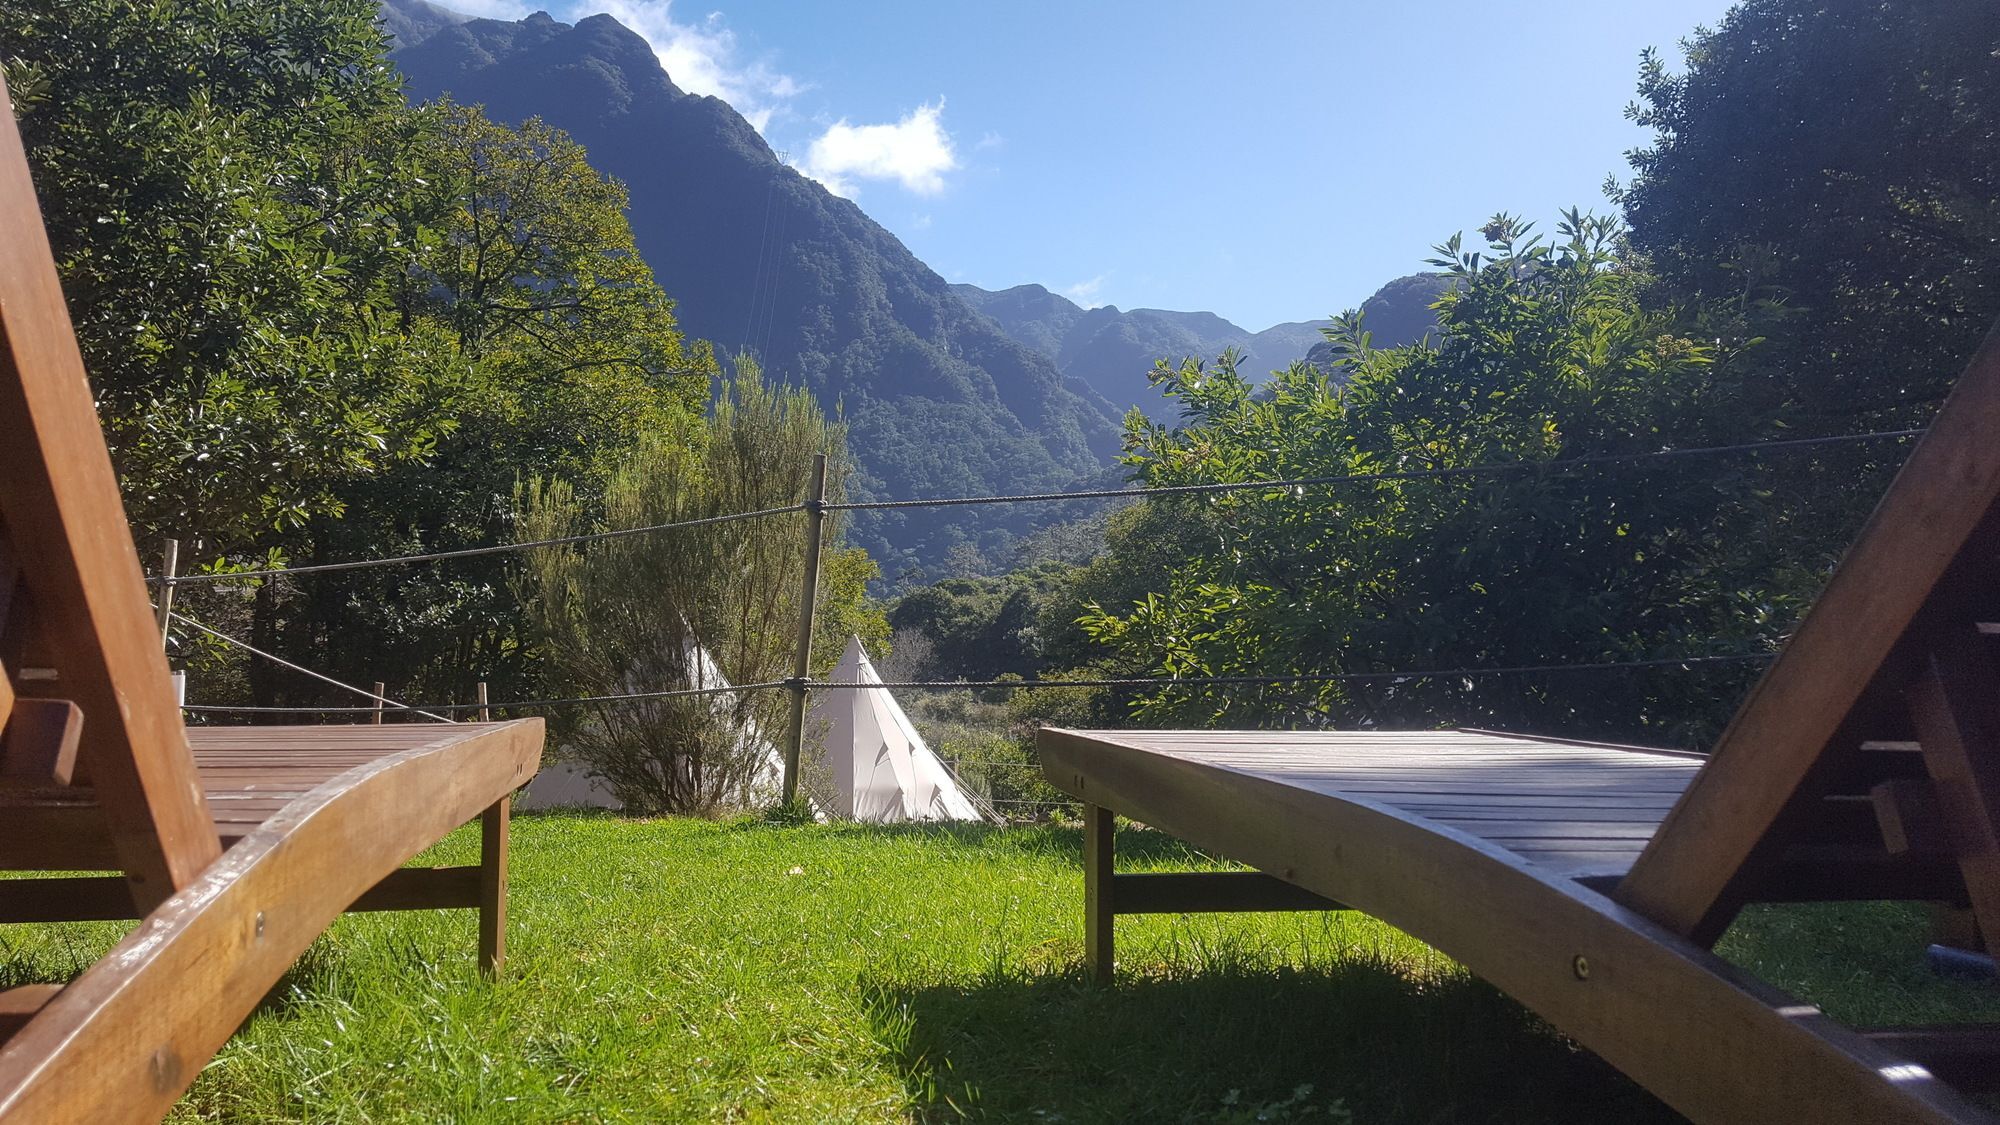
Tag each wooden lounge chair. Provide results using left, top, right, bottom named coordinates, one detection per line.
left=0, top=73, right=542, bottom=1122
left=1039, top=322, right=2000, bottom=1122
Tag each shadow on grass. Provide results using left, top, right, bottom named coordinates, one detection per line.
left=864, top=957, right=1682, bottom=1124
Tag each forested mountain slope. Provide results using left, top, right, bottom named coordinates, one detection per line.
left=389, top=7, right=1122, bottom=570
left=956, top=275, right=1446, bottom=418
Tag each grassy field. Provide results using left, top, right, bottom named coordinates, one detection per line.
left=2, top=814, right=1995, bottom=1122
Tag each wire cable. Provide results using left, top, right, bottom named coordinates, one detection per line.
left=171, top=611, right=456, bottom=723
left=181, top=679, right=795, bottom=716
left=824, top=428, right=1924, bottom=512
left=145, top=428, right=1919, bottom=585
left=178, top=650, right=1770, bottom=716
left=154, top=504, right=805, bottom=586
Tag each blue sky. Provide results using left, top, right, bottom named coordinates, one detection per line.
left=452, top=1, right=1739, bottom=330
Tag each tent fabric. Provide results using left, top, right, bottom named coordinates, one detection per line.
left=517, top=760, right=623, bottom=811
left=685, top=641, right=793, bottom=806
left=811, top=636, right=988, bottom=822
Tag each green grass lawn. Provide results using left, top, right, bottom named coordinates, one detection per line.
left=2, top=814, right=1995, bottom=1122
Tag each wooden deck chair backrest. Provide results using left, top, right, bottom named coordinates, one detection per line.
left=0, top=72, right=221, bottom=910
left=1618, top=322, right=2000, bottom=944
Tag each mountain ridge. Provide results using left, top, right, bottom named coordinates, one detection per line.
left=389, top=4, right=1123, bottom=570
left=381, top=2, right=1447, bottom=567
left=955, top=276, right=1445, bottom=417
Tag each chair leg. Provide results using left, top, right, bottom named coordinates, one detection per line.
left=478, top=796, right=510, bottom=979
left=1084, top=803, right=1114, bottom=983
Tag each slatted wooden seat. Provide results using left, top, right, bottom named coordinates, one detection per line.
left=0, top=727, right=532, bottom=923
left=1041, top=322, right=2000, bottom=1122
left=1058, top=730, right=1703, bottom=878
left=0, top=71, right=543, bottom=1123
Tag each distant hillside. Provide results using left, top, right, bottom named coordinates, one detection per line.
left=1302, top=273, right=1452, bottom=369
left=377, top=0, right=463, bottom=47
left=956, top=276, right=1445, bottom=419
left=386, top=5, right=1121, bottom=572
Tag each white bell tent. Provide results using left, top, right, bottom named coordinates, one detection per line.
left=809, top=635, right=989, bottom=822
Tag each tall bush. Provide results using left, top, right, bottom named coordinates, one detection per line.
left=516, top=362, right=881, bottom=814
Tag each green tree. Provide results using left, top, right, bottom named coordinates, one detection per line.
left=252, top=102, right=712, bottom=710
left=1618, top=0, right=2000, bottom=429
left=6, top=0, right=717, bottom=714
left=1077, top=214, right=1783, bottom=745
left=885, top=565, right=1076, bottom=682
left=515, top=363, right=878, bottom=815
left=1, top=0, right=425, bottom=552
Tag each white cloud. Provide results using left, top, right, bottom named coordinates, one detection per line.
left=1063, top=274, right=1108, bottom=308
left=799, top=101, right=959, bottom=198
left=588, top=1, right=802, bottom=133
left=910, top=213, right=934, bottom=230
left=974, top=130, right=1004, bottom=151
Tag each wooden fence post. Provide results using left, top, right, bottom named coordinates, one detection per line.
left=476, top=681, right=490, bottom=723
left=153, top=538, right=178, bottom=645
left=371, top=682, right=386, bottom=725
left=781, top=452, right=829, bottom=806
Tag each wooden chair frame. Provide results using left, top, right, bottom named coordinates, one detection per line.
left=0, top=71, right=543, bottom=1122
left=1040, top=321, right=2000, bottom=1122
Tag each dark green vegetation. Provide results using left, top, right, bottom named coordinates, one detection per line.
left=5, top=816, right=1990, bottom=1122
left=0, top=1, right=893, bottom=804
left=1614, top=0, right=2000, bottom=617
left=515, top=367, right=886, bottom=813
left=0, top=0, right=715, bottom=716
left=383, top=3, right=1408, bottom=569
left=890, top=0, right=2000, bottom=752
left=1620, top=0, right=2000, bottom=433
left=389, top=8, right=1126, bottom=573
left=1078, top=213, right=1782, bottom=745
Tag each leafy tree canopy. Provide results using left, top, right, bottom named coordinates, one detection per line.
left=3, top=0, right=721, bottom=715
left=515, top=363, right=880, bottom=815
left=2, top=0, right=421, bottom=547
left=1076, top=214, right=1787, bottom=745
left=1617, top=0, right=2000, bottom=428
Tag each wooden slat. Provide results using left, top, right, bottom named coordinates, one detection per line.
left=1753, top=846, right=1968, bottom=903
left=0, top=866, right=486, bottom=923
left=0, top=652, right=14, bottom=742
left=1068, top=731, right=1699, bottom=879
left=1873, top=778, right=1952, bottom=857
left=1112, top=871, right=1343, bottom=914
left=352, top=866, right=482, bottom=912
left=0, top=876, right=131, bottom=922
left=1909, top=629, right=2000, bottom=948
left=0, top=74, right=219, bottom=905
left=1040, top=727, right=1991, bottom=1123
left=0, top=699, right=81, bottom=787
left=0, top=805, right=118, bottom=870
left=1619, top=322, right=2000, bottom=942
